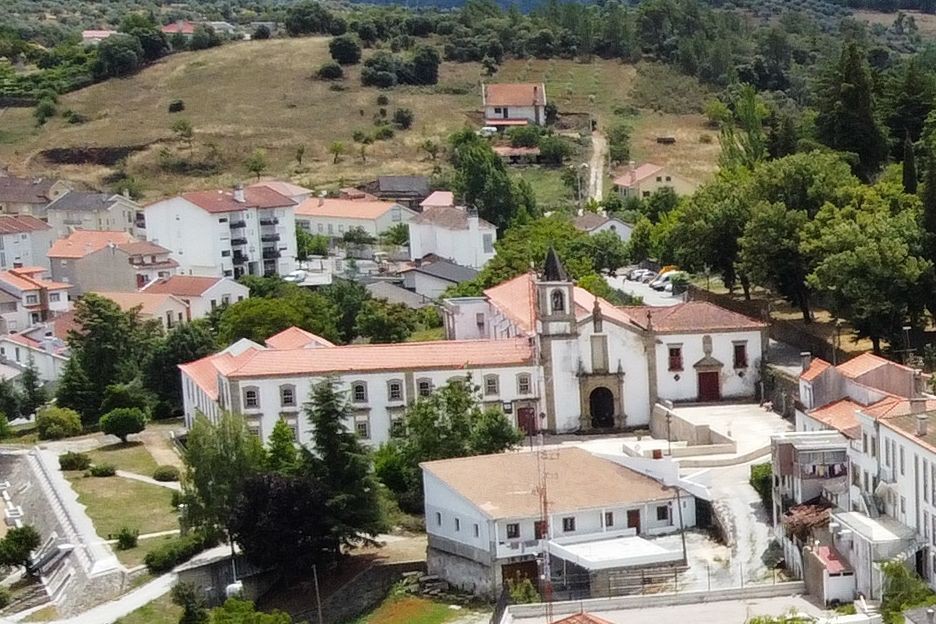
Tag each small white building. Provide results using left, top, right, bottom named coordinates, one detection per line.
left=0, top=326, right=69, bottom=385
left=573, top=212, right=633, bottom=244
left=249, top=180, right=313, bottom=204
left=401, top=258, right=479, bottom=300
left=142, top=185, right=298, bottom=279
left=295, top=194, right=416, bottom=240
left=81, top=30, right=118, bottom=45
left=0, top=267, right=71, bottom=332
left=0, top=215, right=54, bottom=271
left=94, top=291, right=190, bottom=331
left=141, top=275, right=249, bottom=319
left=408, top=206, right=496, bottom=269
left=613, top=163, right=697, bottom=199
left=482, top=83, right=547, bottom=127
left=422, top=447, right=694, bottom=598
left=45, top=191, right=140, bottom=239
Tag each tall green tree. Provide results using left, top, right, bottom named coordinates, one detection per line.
left=218, top=294, right=338, bottom=345
left=354, top=299, right=417, bottom=343
left=18, top=356, right=47, bottom=418
left=265, top=419, right=299, bottom=474
left=904, top=133, right=918, bottom=195
left=304, top=380, right=385, bottom=560
left=923, top=143, right=936, bottom=266
left=719, top=84, right=767, bottom=169
left=320, top=279, right=371, bottom=344
left=144, top=321, right=217, bottom=410
left=883, top=58, right=935, bottom=153
left=815, top=42, right=889, bottom=181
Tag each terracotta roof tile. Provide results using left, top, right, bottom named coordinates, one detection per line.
left=422, top=447, right=673, bottom=519
left=264, top=327, right=335, bottom=350
left=484, top=83, right=547, bottom=107
left=484, top=273, right=537, bottom=334
left=801, top=358, right=831, bottom=382
left=836, top=353, right=908, bottom=379
left=295, top=197, right=401, bottom=220
left=94, top=291, right=187, bottom=317
left=410, top=206, right=494, bottom=231
left=420, top=191, right=454, bottom=209
left=622, top=301, right=767, bottom=332
left=0, top=215, right=51, bottom=234
left=179, top=187, right=295, bottom=214
left=613, top=163, right=665, bottom=188
left=142, top=275, right=225, bottom=297
left=47, top=230, right=136, bottom=259
left=0, top=268, right=70, bottom=292
left=573, top=212, right=611, bottom=231
left=807, top=399, right=863, bottom=438
left=248, top=180, right=312, bottom=199
left=117, top=240, right=171, bottom=256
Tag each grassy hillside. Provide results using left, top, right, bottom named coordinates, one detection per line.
left=0, top=37, right=717, bottom=199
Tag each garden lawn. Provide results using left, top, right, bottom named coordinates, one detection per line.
left=86, top=442, right=159, bottom=475
left=115, top=534, right=179, bottom=568
left=65, top=473, right=177, bottom=539
left=113, top=593, right=181, bottom=624
left=352, top=595, right=462, bottom=624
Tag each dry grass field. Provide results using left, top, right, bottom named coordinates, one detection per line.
left=854, top=9, right=936, bottom=36
left=0, top=37, right=715, bottom=198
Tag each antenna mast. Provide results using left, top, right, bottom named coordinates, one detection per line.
left=535, top=437, right=557, bottom=624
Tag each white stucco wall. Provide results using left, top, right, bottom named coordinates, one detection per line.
left=144, top=198, right=229, bottom=276
left=408, top=221, right=496, bottom=269
left=484, top=105, right=543, bottom=125
left=0, top=338, right=68, bottom=383
left=654, top=329, right=763, bottom=402
left=424, top=471, right=494, bottom=552
left=0, top=230, right=54, bottom=271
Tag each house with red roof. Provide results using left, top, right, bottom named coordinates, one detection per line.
left=141, top=275, right=248, bottom=319
left=161, top=20, right=197, bottom=36
left=612, top=161, right=697, bottom=199
left=294, top=190, right=417, bottom=240
left=48, top=230, right=177, bottom=295
left=0, top=215, right=54, bottom=271
left=142, top=184, right=298, bottom=279
left=0, top=266, right=71, bottom=332
left=482, top=83, right=547, bottom=126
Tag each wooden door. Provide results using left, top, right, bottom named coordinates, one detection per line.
left=626, top=509, right=641, bottom=533
left=697, top=371, right=720, bottom=402
left=517, top=407, right=536, bottom=436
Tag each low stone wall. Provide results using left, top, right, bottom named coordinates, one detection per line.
left=650, top=404, right=738, bottom=454
left=500, top=581, right=808, bottom=623
left=176, top=553, right=277, bottom=607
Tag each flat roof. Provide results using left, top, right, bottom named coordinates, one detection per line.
left=834, top=511, right=917, bottom=543
left=549, top=533, right=683, bottom=570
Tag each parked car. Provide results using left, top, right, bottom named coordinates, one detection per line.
left=640, top=271, right=658, bottom=283
left=283, top=270, right=307, bottom=283
left=478, top=126, right=498, bottom=137
left=628, top=268, right=650, bottom=281
left=650, top=270, right=679, bottom=291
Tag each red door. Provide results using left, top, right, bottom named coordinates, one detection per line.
left=517, top=407, right=536, bottom=435
left=626, top=509, right=641, bottom=533
left=697, top=372, right=720, bottom=402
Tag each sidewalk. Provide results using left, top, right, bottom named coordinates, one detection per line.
left=115, top=470, right=181, bottom=491
left=49, top=573, right=176, bottom=624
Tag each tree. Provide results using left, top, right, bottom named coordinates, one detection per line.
left=320, top=279, right=371, bottom=343
left=392, top=108, right=414, bottom=130
left=583, top=230, right=629, bottom=274
left=354, top=299, right=417, bottom=343
left=190, top=26, right=222, bottom=51
left=181, top=413, right=266, bottom=538
left=245, top=149, right=267, bottom=181
left=420, top=139, right=440, bottom=161
left=230, top=472, right=328, bottom=575
left=171, top=582, right=209, bottom=624
left=218, top=294, right=338, bottom=345
left=0, top=525, right=41, bottom=570
left=381, top=222, right=409, bottom=246
left=253, top=24, right=272, bottom=40
left=55, top=357, right=96, bottom=423
left=881, top=560, right=936, bottom=624
left=100, top=407, right=147, bottom=443
left=411, top=44, right=441, bottom=85
left=304, top=380, right=385, bottom=560
left=129, top=28, right=169, bottom=62
left=18, top=356, right=46, bottom=418
left=904, top=133, right=918, bottom=195
left=209, top=598, right=292, bottom=624
left=815, top=42, right=889, bottom=181
left=33, top=99, right=56, bottom=126
left=317, top=62, right=343, bottom=80
left=329, top=34, right=362, bottom=65
left=171, top=118, right=195, bottom=150
left=719, top=84, right=767, bottom=169
left=923, top=144, right=936, bottom=267
left=285, top=1, right=338, bottom=36
left=296, top=228, right=329, bottom=261
left=470, top=407, right=524, bottom=455
left=95, top=34, right=144, bottom=78
left=328, top=141, right=345, bottom=164
left=144, top=321, right=217, bottom=410
left=452, top=137, right=535, bottom=231
left=538, top=136, right=571, bottom=166
left=265, top=419, right=298, bottom=474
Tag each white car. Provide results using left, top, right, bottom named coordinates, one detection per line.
left=478, top=126, right=498, bottom=137
left=649, top=270, right=678, bottom=290
left=283, top=270, right=307, bottom=283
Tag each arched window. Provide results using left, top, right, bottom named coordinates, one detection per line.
left=551, top=289, right=565, bottom=313
left=279, top=384, right=296, bottom=408
left=351, top=381, right=368, bottom=403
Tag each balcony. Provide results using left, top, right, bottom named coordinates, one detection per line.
left=262, top=249, right=280, bottom=259
left=495, top=538, right=544, bottom=559
left=229, top=220, right=246, bottom=229
left=259, top=217, right=279, bottom=226
left=231, top=238, right=248, bottom=246
left=260, top=234, right=280, bottom=243
left=232, top=253, right=247, bottom=265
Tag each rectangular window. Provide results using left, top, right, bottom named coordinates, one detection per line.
left=562, top=517, right=575, bottom=532
left=49, top=293, right=60, bottom=302
left=483, top=234, right=494, bottom=253
left=932, top=516, right=936, bottom=547
left=604, top=511, right=614, bottom=527
left=657, top=505, right=670, bottom=521
left=494, top=107, right=502, bottom=114
left=281, top=387, right=295, bottom=407
left=668, top=346, right=683, bottom=371
left=506, top=523, right=519, bottom=539
left=455, top=518, right=460, bottom=532
left=25, top=294, right=38, bottom=305
left=476, top=312, right=485, bottom=328
left=665, top=176, right=672, bottom=182
left=517, top=375, right=531, bottom=395
left=418, top=380, right=432, bottom=397
left=317, top=224, right=324, bottom=233
left=900, top=446, right=906, bottom=475
left=355, top=417, right=370, bottom=439
left=352, top=383, right=367, bottom=403
left=388, top=381, right=403, bottom=401
left=901, top=495, right=906, bottom=515
left=926, top=512, right=931, bottom=540
left=871, top=437, right=877, bottom=459
left=436, top=512, right=442, bottom=526
left=733, top=342, right=747, bottom=368
left=474, top=523, right=480, bottom=538
left=219, top=218, right=228, bottom=223
left=926, top=460, right=930, bottom=504
left=534, top=520, right=547, bottom=539
left=862, top=433, right=868, bottom=454
left=244, top=389, right=259, bottom=409
left=484, top=376, right=499, bottom=396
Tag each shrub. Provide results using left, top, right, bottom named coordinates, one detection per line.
left=376, top=94, right=389, bottom=106
left=37, top=406, right=82, bottom=440
left=62, top=109, right=87, bottom=124
left=100, top=407, right=147, bottom=443
left=116, top=527, right=138, bottom=550
left=252, top=24, right=271, bottom=40
left=538, top=135, right=571, bottom=166
left=0, top=586, right=9, bottom=609
left=317, top=62, right=343, bottom=80
left=392, top=108, right=414, bottom=130
left=508, top=125, right=542, bottom=148
left=329, top=33, right=362, bottom=65
left=373, top=126, right=394, bottom=141
left=144, top=531, right=219, bottom=573
left=153, top=465, right=180, bottom=482
left=171, top=490, right=183, bottom=509
left=34, top=99, right=56, bottom=126
left=168, top=99, right=185, bottom=113
left=59, top=451, right=91, bottom=471
left=749, top=462, right=772, bottom=508
left=89, top=463, right=116, bottom=477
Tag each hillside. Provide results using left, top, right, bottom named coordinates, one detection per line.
left=0, top=37, right=718, bottom=199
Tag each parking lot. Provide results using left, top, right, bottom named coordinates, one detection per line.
left=606, top=273, right=683, bottom=307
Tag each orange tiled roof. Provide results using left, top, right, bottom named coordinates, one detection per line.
left=801, top=358, right=832, bottom=382
left=624, top=301, right=767, bottom=332
left=0, top=215, right=51, bottom=234
left=264, top=327, right=335, bottom=350
left=807, top=399, right=864, bottom=439
left=861, top=397, right=936, bottom=419
left=420, top=191, right=454, bottom=208
left=48, top=230, right=136, bottom=259
left=143, top=275, right=225, bottom=297
left=179, top=187, right=295, bottom=214
left=484, top=83, right=546, bottom=107
left=295, top=197, right=400, bottom=220
left=613, top=163, right=665, bottom=188
left=248, top=180, right=312, bottom=198
left=836, top=352, right=912, bottom=379
left=94, top=291, right=186, bottom=317
left=484, top=273, right=537, bottom=334
left=0, top=268, right=70, bottom=292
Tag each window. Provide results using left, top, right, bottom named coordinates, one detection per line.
left=517, top=374, right=531, bottom=395
left=218, top=217, right=228, bottom=223
left=338, top=225, right=345, bottom=233
left=244, top=388, right=259, bottom=409
left=280, top=385, right=296, bottom=407
left=49, top=293, right=60, bottom=302
left=388, top=380, right=403, bottom=401
left=642, top=191, right=651, bottom=198
left=506, top=523, right=520, bottom=539
left=494, top=107, right=502, bottom=114
left=668, top=346, right=683, bottom=371
left=328, top=224, right=334, bottom=234
left=901, top=495, right=907, bottom=515
left=656, top=176, right=662, bottom=182
left=484, top=375, right=499, bottom=396
left=476, top=313, right=485, bottom=328
left=222, top=295, right=230, bottom=306
left=390, top=416, right=405, bottom=437
left=436, top=512, right=442, bottom=526
left=656, top=505, right=670, bottom=521
left=733, top=342, right=748, bottom=368
left=417, top=379, right=432, bottom=397
left=25, top=294, right=38, bottom=305
left=665, top=176, right=672, bottom=182
left=483, top=234, right=494, bottom=253
left=551, top=289, right=565, bottom=313
left=317, top=224, right=324, bottom=233
left=604, top=512, right=614, bottom=527
left=455, top=518, right=461, bottom=532
left=562, top=517, right=576, bottom=532
left=862, top=433, right=868, bottom=454
left=900, top=446, right=906, bottom=475
left=352, top=382, right=367, bottom=403
left=534, top=520, right=547, bottom=539
left=474, top=523, right=480, bottom=538
left=354, top=415, right=370, bottom=439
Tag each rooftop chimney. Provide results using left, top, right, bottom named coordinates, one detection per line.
left=233, top=184, right=245, bottom=203
left=912, top=397, right=927, bottom=415
left=917, top=413, right=928, bottom=437
left=800, top=352, right=812, bottom=373
left=914, top=369, right=925, bottom=397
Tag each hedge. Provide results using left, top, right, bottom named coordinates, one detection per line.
left=144, top=531, right=219, bottom=573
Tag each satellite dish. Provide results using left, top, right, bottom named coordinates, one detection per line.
left=225, top=580, right=243, bottom=598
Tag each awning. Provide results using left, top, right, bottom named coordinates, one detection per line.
left=484, top=119, right=530, bottom=126
left=548, top=533, right=683, bottom=571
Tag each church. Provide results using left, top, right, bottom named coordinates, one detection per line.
left=180, top=250, right=768, bottom=446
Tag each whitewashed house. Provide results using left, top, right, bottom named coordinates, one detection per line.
left=422, top=447, right=695, bottom=598
left=0, top=326, right=69, bottom=385
left=482, top=83, right=547, bottom=127
left=45, top=192, right=139, bottom=238
left=408, top=206, right=496, bottom=269
left=573, top=212, right=633, bottom=244
left=142, top=185, right=297, bottom=279
left=401, top=258, right=479, bottom=300
left=0, top=215, right=54, bottom=270
left=613, top=163, right=697, bottom=199
left=0, top=267, right=71, bottom=332
left=142, top=275, right=248, bottom=319
left=295, top=194, right=416, bottom=240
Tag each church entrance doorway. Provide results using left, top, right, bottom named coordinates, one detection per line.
left=589, top=387, right=615, bottom=429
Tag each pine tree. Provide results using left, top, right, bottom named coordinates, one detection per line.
left=18, top=356, right=47, bottom=418
left=904, top=133, right=918, bottom=195
left=922, top=144, right=936, bottom=266
left=56, top=357, right=96, bottom=424
left=265, top=419, right=298, bottom=474
left=815, top=42, right=889, bottom=181
left=304, top=379, right=385, bottom=561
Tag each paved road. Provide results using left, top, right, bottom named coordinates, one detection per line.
left=606, top=274, right=682, bottom=307
left=588, top=131, right=607, bottom=201
left=42, top=574, right=175, bottom=624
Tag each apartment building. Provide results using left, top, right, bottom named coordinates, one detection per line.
left=0, top=267, right=71, bottom=332
left=45, top=192, right=139, bottom=238
left=0, top=215, right=54, bottom=270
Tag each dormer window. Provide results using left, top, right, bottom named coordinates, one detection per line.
left=551, top=290, right=565, bottom=313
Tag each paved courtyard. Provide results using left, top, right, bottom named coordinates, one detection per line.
left=672, top=403, right=792, bottom=457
